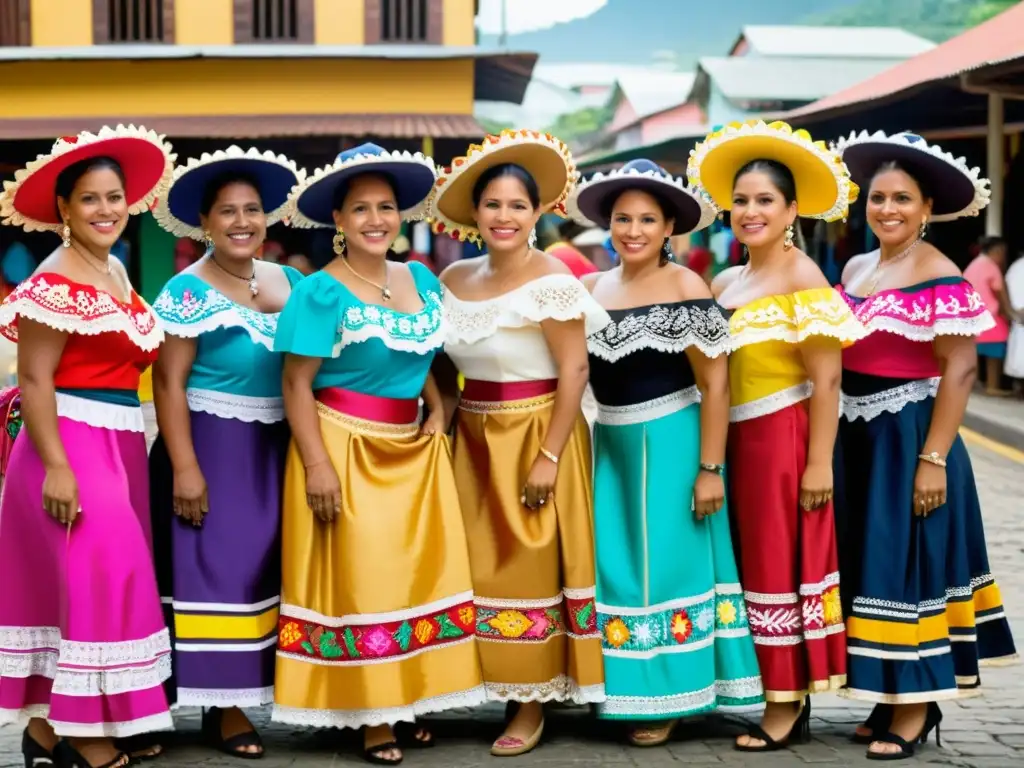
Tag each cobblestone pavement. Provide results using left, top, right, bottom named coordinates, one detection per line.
left=2, top=433, right=1022, bottom=768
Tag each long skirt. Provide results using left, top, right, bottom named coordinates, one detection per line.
left=593, top=393, right=763, bottom=719
left=836, top=375, right=1018, bottom=704
left=0, top=399, right=172, bottom=736
left=453, top=378, right=605, bottom=704
left=272, top=387, right=484, bottom=728
left=727, top=402, right=847, bottom=702
left=150, top=406, right=289, bottom=708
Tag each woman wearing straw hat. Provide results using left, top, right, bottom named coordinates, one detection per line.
left=428, top=129, right=609, bottom=756
left=688, top=120, right=865, bottom=752
left=566, top=159, right=764, bottom=745
left=0, top=126, right=175, bottom=768
left=147, top=146, right=306, bottom=758
left=833, top=131, right=1017, bottom=760
left=270, top=143, right=484, bottom=765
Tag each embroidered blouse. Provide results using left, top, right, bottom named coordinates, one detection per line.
left=273, top=261, right=443, bottom=400
left=444, top=273, right=611, bottom=383
left=152, top=266, right=304, bottom=423
left=725, top=287, right=865, bottom=423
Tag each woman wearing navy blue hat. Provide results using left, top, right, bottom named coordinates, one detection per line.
left=149, top=145, right=306, bottom=757
left=568, top=160, right=763, bottom=746
left=269, top=144, right=484, bottom=765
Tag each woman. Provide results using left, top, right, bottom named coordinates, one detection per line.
left=0, top=126, right=174, bottom=768
left=567, top=159, right=764, bottom=744
left=427, top=129, right=608, bottom=756
left=270, top=143, right=484, bottom=765
left=834, top=130, right=1017, bottom=760
left=964, top=236, right=1013, bottom=395
left=688, top=120, right=864, bottom=751
left=148, top=146, right=306, bottom=757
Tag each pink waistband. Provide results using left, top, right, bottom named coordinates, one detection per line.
left=315, top=387, right=419, bottom=425
left=461, top=378, right=557, bottom=402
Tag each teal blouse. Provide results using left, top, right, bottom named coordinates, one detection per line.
left=152, top=265, right=304, bottom=400
left=273, top=261, right=443, bottom=400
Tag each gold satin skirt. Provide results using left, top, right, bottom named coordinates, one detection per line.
left=453, top=386, right=605, bottom=703
left=272, top=400, right=485, bottom=729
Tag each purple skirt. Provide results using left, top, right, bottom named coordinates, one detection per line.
left=150, top=409, right=289, bottom=708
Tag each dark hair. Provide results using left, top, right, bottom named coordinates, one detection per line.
left=870, top=160, right=934, bottom=202
left=733, top=159, right=797, bottom=206
left=471, top=163, right=541, bottom=209
left=601, top=187, right=677, bottom=266
left=979, top=236, right=1007, bottom=255
left=199, top=170, right=263, bottom=217
left=331, top=171, right=398, bottom=213
left=54, top=156, right=126, bottom=219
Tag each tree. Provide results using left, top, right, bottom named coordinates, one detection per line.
left=544, top=105, right=614, bottom=143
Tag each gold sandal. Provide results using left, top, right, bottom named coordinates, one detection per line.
left=628, top=719, right=679, bottom=747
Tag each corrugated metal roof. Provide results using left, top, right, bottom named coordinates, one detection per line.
left=615, top=71, right=696, bottom=119
left=530, top=62, right=673, bottom=89
left=0, top=114, right=485, bottom=141
left=699, top=56, right=908, bottom=102
left=738, top=25, right=936, bottom=59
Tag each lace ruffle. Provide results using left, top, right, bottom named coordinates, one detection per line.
left=841, top=377, right=941, bottom=422
left=56, top=392, right=145, bottom=433
left=186, top=388, right=285, bottom=424
left=484, top=676, right=606, bottom=704
left=595, top=387, right=701, bottom=427
left=729, top=288, right=866, bottom=351
left=153, top=287, right=279, bottom=350
left=588, top=302, right=730, bottom=362
left=271, top=685, right=487, bottom=729
left=840, top=281, right=996, bottom=341
left=332, top=289, right=445, bottom=355
left=730, top=381, right=813, bottom=423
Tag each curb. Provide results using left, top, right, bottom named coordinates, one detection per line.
left=963, top=408, right=1024, bottom=453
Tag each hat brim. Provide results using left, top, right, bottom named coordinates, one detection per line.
left=841, top=142, right=976, bottom=220
left=574, top=176, right=712, bottom=236
left=294, top=160, right=435, bottom=229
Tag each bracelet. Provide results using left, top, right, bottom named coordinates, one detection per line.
left=699, top=462, right=725, bottom=475
left=918, top=451, right=947, bottom=468
left=539, top=447, right=559, bottom=465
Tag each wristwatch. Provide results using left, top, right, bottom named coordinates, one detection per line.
left=699, top=462, right=725, bottom=475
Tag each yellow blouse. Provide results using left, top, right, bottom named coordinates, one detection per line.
left=138, top=365, right=154, bottom=403
left=726, top=287, right=864, bottom=422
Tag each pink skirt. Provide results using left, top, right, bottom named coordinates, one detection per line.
left=0, top=409, right=172, bottom=737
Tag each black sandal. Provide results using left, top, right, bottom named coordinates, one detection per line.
left=865, top=703, right=942, bottom=762
left=201, top=707, right=264, bottom=760
left=112, top=733, right=164, bottom=761
left=852, top=704, right=894, bottom=744
left=21, top=728, right=54, bottom=767
left=52, top=741, right=129, bottom=768
left=734, top=698, right=811, bottom=753
left=395, top=722, right=434, bottom=749
left=362, top=740, right=403, bottom=765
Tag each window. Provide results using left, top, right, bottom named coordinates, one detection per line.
left=0, top=0, right=30, bottom=47
left=94, top=0, right=174, bottom=43
left=365, top=0, right=442, bottom=44
left=235, top=0, right=313, bottom=43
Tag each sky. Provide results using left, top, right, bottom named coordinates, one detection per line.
left=475, top=0, right=608, bottom=36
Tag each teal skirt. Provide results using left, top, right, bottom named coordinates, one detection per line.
left=592, top=399, right=764, bottom=719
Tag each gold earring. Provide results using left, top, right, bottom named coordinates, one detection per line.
left=203, top=230, right=213, bottom=246
left=919, top=218, right=928, bottom=238
left=333, top=230, right=346, bottom=256
left=62, top=223, right=71, bottom=249
left=783, top=224, right=794, bottom=251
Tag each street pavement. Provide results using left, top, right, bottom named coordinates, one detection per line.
left=2, top=431, right=1022, bottom=767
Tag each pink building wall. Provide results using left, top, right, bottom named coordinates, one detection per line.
left=641, top=102, right=705, bottom=143
left=608, top=99, right=639, bottom=133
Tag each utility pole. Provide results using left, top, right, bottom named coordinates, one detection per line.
left=498, top=0, right=507, bottom=48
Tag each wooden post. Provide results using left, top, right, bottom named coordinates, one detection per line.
left=986, top=93, right=1004, bottom=237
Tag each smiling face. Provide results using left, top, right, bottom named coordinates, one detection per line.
left=200, top=181, right=267, bottom=261
left=609, top=188, right=674, bottom=267
left=474, top=175, right=542, bottom=253
left=333, top=174, right=400, bottom=258
left=866, top=167, right=932, bottom=248
left=730, top=170, right=797, bottom=249
left=57, top=167, right=129, bottom=252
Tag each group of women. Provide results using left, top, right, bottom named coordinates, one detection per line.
left=0, top=119, right=1015, bottom=768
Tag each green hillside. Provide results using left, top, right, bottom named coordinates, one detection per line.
left=806, top=0, right=1019, bottom=41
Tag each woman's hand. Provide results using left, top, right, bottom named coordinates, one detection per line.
left=913, top=460, right=946, bottom=516
left=693, top=470, right=725, bottom=520
left=420, top=409, right=447, bottom=438
left=42, top=465, right=79, bottom=525
left=522, top=454, right=558, bottom=510
left=799, top=462, right=833, bottom=511
left=305, top=460, right=342, bottom=523
left=173, top=465, right=208, bottom=526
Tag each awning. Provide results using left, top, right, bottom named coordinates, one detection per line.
left=0, top=114, right=486, bottom=141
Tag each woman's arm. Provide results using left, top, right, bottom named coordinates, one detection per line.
left=798, top=338, right=843, bottom=510
left=687, top=348, right=729, bottom=518
left=538, top=317, right=589, bottom=460
left=18, top=319, right=69, bottom=470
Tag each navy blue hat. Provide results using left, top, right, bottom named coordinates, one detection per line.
left=289, top=143, right=437, bottom=229
left=154, top=145, right=303, bottom=240
left=568, top=158, right=716, bottom=236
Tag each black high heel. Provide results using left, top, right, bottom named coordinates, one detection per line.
left=852, top=704, right=894, bottom=744
left=735, top=697, right=812, bottom=752
left=21, top=728, right=54, bottom=767
left=52, top=740, right=128, bottom=768
left=202, top=706, right=264, bottom=759
left=866, top=702, right=943, bottom=761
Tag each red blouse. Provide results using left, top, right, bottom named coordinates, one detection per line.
left=0, top=273, right=163, bottom=391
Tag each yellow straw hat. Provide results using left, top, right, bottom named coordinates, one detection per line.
left=687, top=120, right=857, bottom=222
left=428, top=129, right=576, bottom=242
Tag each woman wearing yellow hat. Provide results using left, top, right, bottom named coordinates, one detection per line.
left=428, top=130, right=610, bottom=756
left=688, top=120, right=865, bottom=752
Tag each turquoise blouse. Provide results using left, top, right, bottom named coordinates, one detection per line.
left=152, top=265, right=304, bottom=400
left=273, top=261, right=443, bottom=400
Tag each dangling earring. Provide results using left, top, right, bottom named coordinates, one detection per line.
left=662, top=238, right=675, bottom=263
left=333, top=230, right=346, bottom=256
left=783, top=224, right=795, bottom=251
left=203, top=230, right=213, bottom=247
left=919, top=217, right=928, bottom=239
left=528, top=228, right=537, bottom=249
left=62, top=223, right=71, bottom=249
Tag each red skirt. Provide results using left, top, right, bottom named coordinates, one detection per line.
left=728, top=403, right=846, bottom=702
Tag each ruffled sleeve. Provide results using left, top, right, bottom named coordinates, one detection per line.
left=152, top=273, right=279, bottom=349
left=273, top=272, right=347, bottom=358
left=845, top=278, right=995, bottom=341
left=729, top=287, right=866, bottom=350
left=588, top=299, right=731, bottom=362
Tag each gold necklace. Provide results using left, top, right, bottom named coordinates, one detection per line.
left=209, top=254, right=259, bottom=297
left=71, top=241, right=112, bottom=275
left=342, top=256, right=391, bottom=302
left=864, top=238, right=921, bottom=295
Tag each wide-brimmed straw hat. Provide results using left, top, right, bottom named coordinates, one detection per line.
left=0, top=124, right=175, bottom=233
left=288, top=142, right=436, bottom=229
left=834, top=130, right=989, bottom=222
left=568, top=158, right=717, bottom=236
left=154, top=145, right=305, bottom=240
left=687, top=120, right=857, bottom=222
left=428, top=129, right=577, bottom=242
